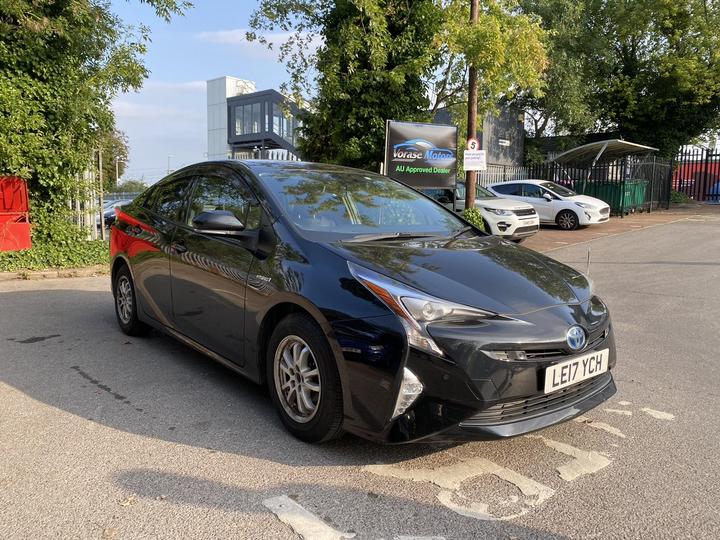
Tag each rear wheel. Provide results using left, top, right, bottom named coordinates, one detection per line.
left=556, top=210, right=579, bottom=230
left=113, top=265, right=150, bottom=336
left=267, top=314, right=343, bottom=443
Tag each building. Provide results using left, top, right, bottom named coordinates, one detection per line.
left=206, top=76, right=303, bottom=161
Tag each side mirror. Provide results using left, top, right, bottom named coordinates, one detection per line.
left=542, top=192, right=553, bottom=201
left=192, top=210, right=245, bottom=233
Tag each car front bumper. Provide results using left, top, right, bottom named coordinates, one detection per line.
left=334, top=300, right=617, bottom=444
left=482, top=212, right=540, bottom=240
left=578, top=207, right=611, bottom=225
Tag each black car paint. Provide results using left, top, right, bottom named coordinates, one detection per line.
left=111, top=160, right=616, bottom=443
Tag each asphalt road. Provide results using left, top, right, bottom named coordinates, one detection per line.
left=1, top=214, right=719, bottom=539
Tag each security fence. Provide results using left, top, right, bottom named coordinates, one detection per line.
left=673, top=147, right=720, bottom=203
left=476, top=157, right=673, bottom=215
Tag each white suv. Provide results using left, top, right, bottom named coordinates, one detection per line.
left=489, top=180, right=610, bottom=230
left=423, top=183, right=539, bottom=242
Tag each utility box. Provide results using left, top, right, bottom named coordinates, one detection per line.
left=0, top=176, right=31, bottom=252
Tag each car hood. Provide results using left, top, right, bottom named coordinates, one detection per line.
left=568, top=194, right=608, bottom=208
left=326, top=235, right=591, bottom=316
left=474, top=197, right=533, bottom=211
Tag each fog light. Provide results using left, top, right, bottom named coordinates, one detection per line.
left=392, top=368, right=423, bottom=419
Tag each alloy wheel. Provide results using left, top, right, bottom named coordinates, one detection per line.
left=274, top=335, right=322, bottom=423
left=116, top=275, right=133, bottom=325
left=558, top=211, right=578, bottom=230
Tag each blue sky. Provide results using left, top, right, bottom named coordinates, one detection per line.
left=111, top=1, right=292, bottom=184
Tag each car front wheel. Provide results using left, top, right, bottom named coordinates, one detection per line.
left=267, top=314, right=343, bottom=443
left=556, top=209, right=579, bottom=230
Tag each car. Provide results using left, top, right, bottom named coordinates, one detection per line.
left=97, top=199, right=134, bottom=230
left=422, top=183, right=539, bottom=242
left=110, top=160, right=617, bottom=444
left=488, top=180, right=611, bottom=230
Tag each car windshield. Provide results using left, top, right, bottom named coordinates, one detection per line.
left=457, top=183, right=496, bottom=199
left=541, top=181, right=576, bottom=197
left=258, top=169, right=468, bottom=241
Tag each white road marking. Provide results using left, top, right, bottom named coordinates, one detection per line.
left=604, top=408, right=632, bottom=416
left=528, top=436, right=612, bottom=482
left=263, top=495, right=355, bottom=539
left=618, top=400, right=632, bottom=406
left=575, top=416, right=626, bottom=438
left=364, top=457, right=554, bottom=521
left=641, top=407, right=676, bottom=420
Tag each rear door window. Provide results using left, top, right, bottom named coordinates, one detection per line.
left=493, top=183, right=521, bottom=196
left=147, top=178, right=194, bottom=223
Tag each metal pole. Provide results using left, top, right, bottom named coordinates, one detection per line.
left=98, top=148, right=105, bottom=241
left=167, top=155, right=173, bottom=175
left=115, top=157, right=120, bottom=188
left=464, top=0, right=479, bottom=211
left=649, top=157, right=656, bottom=213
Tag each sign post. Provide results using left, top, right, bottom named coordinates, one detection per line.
left=384, top=120, right=458, bottom=188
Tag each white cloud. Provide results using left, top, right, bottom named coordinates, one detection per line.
left=195, top=28, right=322, bottom=60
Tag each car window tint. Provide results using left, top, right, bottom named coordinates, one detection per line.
left=493, top=184, right=520, bottom=196
left=522, top=184, right=544, bottom=198
left=148, top=178, right=193, bottom=222
left=188, top=175, right=259, bottom=228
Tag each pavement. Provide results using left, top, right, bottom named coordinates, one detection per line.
left=1, top=210, right=720, bottom=539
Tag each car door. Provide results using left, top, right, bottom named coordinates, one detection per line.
left=519, top=183, right=554, bottom=222
left=126, top=177, right=194, bottom=327
left=170, top=168, right=262, bottom=366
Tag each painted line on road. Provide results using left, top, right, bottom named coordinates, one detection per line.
left=364, top=457, right=554, bottom=521
left=604, top=408, right=632, bottom=416
left=574, top=416, right=626, bottom=438
left=263, top=495, right=355, bottom=539
left=527, top=436, right=612, bottom=482
left=641, top=407, right=675, bottom=420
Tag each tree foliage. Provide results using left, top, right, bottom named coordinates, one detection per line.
left=516, top=0, right=720, bottom=156
left=0, top=0, right=188, bottom=243
left=250, top=0, right=547, bottom=170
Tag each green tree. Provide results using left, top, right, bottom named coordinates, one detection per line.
left=582, top=0, right=720, bottom=156
left=513, top=0, right=596, bottom=139
left=250, top=0, right=547, bottom=170
left=115, top=179, right=148, bottom=194
left=0, top=0, right=189, bottom=244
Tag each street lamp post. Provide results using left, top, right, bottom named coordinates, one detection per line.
left=115, top=157, right=126, bottom=188
left=167, top=155, right=174, bottom=175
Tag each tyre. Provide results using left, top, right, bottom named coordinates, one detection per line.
left=556, top=209, right=579, bottom=230
left=267, top=314, right=343, bottom=443
left=113, top=265, right=151, bottom=336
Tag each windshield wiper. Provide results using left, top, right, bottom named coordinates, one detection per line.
left=444, top=226, right=473, bottom=242
left=342, top=232, right=439, bottom=243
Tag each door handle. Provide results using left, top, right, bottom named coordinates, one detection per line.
left=172, top=240, right=188, bottom=254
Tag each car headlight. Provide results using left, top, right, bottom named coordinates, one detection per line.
left=347, top=261, right=494, bottom=356
left=575, top=202, right=594, bottom=209
left=483, top=207, right=513, bottom=216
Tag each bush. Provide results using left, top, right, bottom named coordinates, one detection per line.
left=0, top=239, right=109, bottom=272
left=670, top=190, right=692, bottom=204
left=462, top=207, right=486, bottom=231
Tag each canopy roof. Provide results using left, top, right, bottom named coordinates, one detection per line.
left=548, top=139, right=658, bottom=167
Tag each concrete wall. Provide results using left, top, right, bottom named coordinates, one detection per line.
left=206, top=76, right=256, bottom=161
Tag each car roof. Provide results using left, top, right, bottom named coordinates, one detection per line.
left=220, top=159, right=371, bottom=176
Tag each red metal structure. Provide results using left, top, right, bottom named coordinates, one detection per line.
left=0, top=176, right=32, bottom=252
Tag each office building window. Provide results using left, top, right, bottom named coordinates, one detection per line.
left=235, top=103, right=262, bottom=136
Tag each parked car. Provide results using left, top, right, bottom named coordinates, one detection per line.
left=422, top=183, right=539, bottom=242
left=489, top=180, right=611, bottom=230
left=97, top=199, right=134, bottom=230
left=110, top=160, right=617, bottom=444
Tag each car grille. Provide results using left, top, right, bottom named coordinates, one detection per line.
left=600, top=207, right=610, bottom=215
left=513, top=208, right=537, bottom=216
left=461, top=372, right=612, bottom=426
left=513, top=225, right=539, bottom=235
left=523, top=332, right=608, bottom=360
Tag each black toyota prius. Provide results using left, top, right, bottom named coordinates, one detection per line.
left=110, top=160, right=617, bottom=444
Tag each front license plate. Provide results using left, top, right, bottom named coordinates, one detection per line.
left=544, top=349, right=609, bottom=394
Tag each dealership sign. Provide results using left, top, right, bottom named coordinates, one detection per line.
left=384, top=120, right=457, bottom=188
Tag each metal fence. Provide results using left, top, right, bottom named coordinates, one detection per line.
left=476, top=157, right=672, bottom=214
left=673, top=148, right=720, bottom=203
